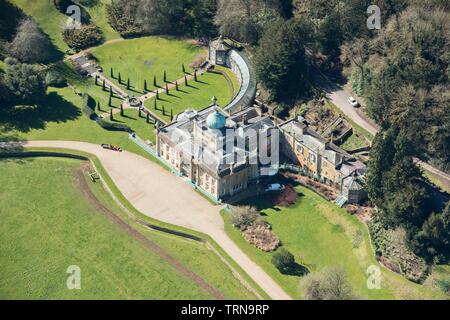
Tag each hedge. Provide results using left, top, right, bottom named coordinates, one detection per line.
left=63, top=24, right=104, bottom=51
left=97, top=118, right=132, bottom=132
left=81, top=92, right=132, bottom=132
left=81, top=93, right=96, bottom=120
left=45, top=70, right=67, bottom=88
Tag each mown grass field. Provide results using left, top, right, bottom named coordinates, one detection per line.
left=223, top=185, right=447, bottom=300
left=0, top=157, right=257, bottom=299
left=11, top=0, right=120, bottom=53
left=0, top=85, right=151, bottom=160
left=105, top=108, right=157, bottom=143
left=214, top=66, right=240, bottom=98
left=145, top=71, right=232, bottom=123
left=79, top=0, right=120, bottom=41
left=11, top=0, right=68, bottom=52
left=90, top=37, right=206, bottom=95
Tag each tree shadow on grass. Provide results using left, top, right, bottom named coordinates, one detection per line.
left=279, top=263, right=310, bottom=277
left=167, top=94, right=182, bottom=99
left=127, top=86, right=143, bottom=95
left=0, top=92, right=81, bottom=134
left=195, top=80, right=209, bottom=85
left=157, top=97, right=171, bottom=103
left=45, top=36, right=64, bottom=63
left=121, top=114, right=137, bottom=121
left=0, top=134, right=35, bottom=164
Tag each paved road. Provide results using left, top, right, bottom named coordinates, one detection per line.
left=315, top=68, right=450, bottom=186
left=323, top=83, right=378, bottom=136
left=1, top=140, right=291, bottom=300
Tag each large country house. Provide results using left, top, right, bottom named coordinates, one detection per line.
left=154, top=37, right=367, bottom=204
left=279, top=117, right=367, bottom=204
left=157, top=104, right=276, bottom=200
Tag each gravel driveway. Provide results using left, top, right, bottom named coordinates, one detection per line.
left=2, top=140, right=291, bottom=300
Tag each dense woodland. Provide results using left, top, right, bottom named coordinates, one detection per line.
left=0, top=0, right=448, bottom=273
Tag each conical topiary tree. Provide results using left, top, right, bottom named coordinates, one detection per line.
left=182, top=64, right=185, bottom=73
left=194, top=70, right=197, bottom=82
left=154, top=99, right=157, bottom=110
left=95, top=75, right=98, bottom=85
left=170, top=109, right=173, bottom=121
left=156, top=89, right=159, bottom=100
left=110, top=108, right=113, bottom=120
left=153, top=75, right=157, bottom=87
left=185, top=75, right=188, bottom=86
left=175, top=80, right=179, bottom=91
left=146, top=112, right=150, bottom=124
left=165, top=83, right=169, bottom=94
left=162, top=104, right=165, bottom=116
left=138, top=108, right=142, bottom=118
left=127, top=78, right=130, bottom=90
left=110, top=67, right=114, bottom=78
left=120, top=103, right=124, bottom=116
left=108, top=94, right=112, bottom=107
left=163, top=70, right=167, bottom=83
left=102, top=79, right=106, bottom=91
left=118, top=72, right=122, bottom=84
left=97, top=101, right=101, bottom=112
left=144, top=80, right=148, bottom=92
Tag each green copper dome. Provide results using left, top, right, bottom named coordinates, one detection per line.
left=206, top=110, right=226, bottom=130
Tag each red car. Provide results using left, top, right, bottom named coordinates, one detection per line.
left=101, top=144, right=122, bottom=152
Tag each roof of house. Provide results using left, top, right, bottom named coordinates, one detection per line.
left=210, top=35, right=230, bottom=52
left=343, top=171, right=366, bottom=191
left=280, top=118, right=367, bottom=176
left=159, top=106, right=274, bottom=178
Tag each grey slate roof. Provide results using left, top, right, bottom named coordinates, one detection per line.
left=280, top=118, right=367, bottom=176
left=159, top=106, right=274, bottom=178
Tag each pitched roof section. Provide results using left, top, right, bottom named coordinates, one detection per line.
left=159, top=106, right=274, bottom=178
left=210, top=35, right=230, bottom=52
left=280, top=118, right=367, bottom=176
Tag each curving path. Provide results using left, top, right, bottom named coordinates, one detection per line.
left=312, top=65, right=450, bottom=187
left=1, top=140, right=291, bottom=300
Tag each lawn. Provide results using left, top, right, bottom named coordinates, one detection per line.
left=0, top=56, right=232, bottom=160
left=0, top=85, right=150, bottom=160
left=223, top=185, right=447, bottom=300
left=214, top=65, right=240, bottom=98
left=145, top=71, right=233, bottom=123
left=78, top=0, right=120, bottom=41
left=11, top=0, right=68, bottom=52
left=90, top=37, right=206, bottom=95
left=0, top=157, right=257, bottom=299
left=11, top=0, right=120, bottom=53
left=340, top=131, right=370, bottom=151
left=105, top=108, right=157, bottom=144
